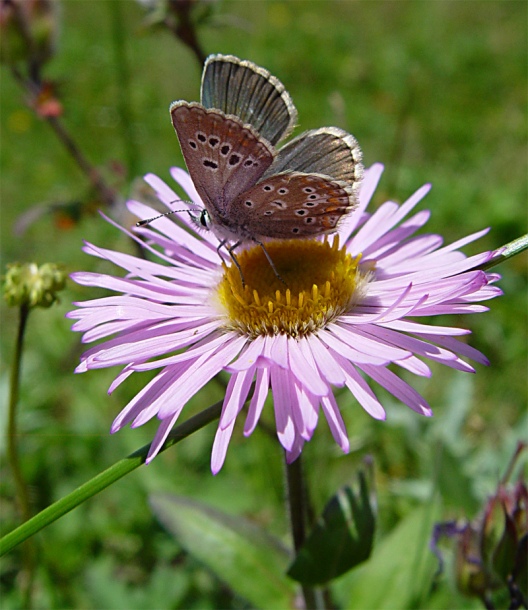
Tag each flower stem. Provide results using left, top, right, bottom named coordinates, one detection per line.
left=0, top=400, right=223, bottom=557
left=479, top=233, right=528, bottom=271
left=10, top=67, right=116, bottom=207
left=6, top=305, right=36, bottom=607
left=284, top=455, right=323, bottom=610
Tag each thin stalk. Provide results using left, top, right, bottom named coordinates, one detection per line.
left=284, top=455, right=323, bottom=610
left=10, top=68, right=116, bottom=207
left=108, top=1, right=141, bottom=179
left=0, top=400, right=223, bottom=557
left=6, top=305, right=36, bottom=607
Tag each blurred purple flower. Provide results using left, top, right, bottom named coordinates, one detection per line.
left=67, top=164, right=501, bottom=473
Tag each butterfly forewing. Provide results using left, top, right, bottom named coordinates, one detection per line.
left=263, top=127, right=363, bottom=185
left=201, top=54, right=298, bottom=146
left=170, top=101, right=275, bottom=215
left=232, top=172, right=357, bottom=239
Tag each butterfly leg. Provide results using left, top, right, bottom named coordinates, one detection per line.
left=223, top=241, right=247, bottom=288
left=254, top=240, right=287, bottom=287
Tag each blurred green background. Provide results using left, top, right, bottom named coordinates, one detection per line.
left=1, top=1, right=526, bottom=608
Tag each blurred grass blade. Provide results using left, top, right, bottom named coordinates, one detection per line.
left=287, top=471, right=376, bottom=585
left=150, top=493, right=297, bottom=610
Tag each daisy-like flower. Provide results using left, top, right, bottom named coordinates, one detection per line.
left=67, top=164, right=502, bottom=473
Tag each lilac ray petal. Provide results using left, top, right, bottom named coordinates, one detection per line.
left=80, top=317, right=193, bottom=345
left=135, top=228, right=218, bottom=273
left=270, top=367, right=296, bottom=451
left=285, top=437, right=305, bottom=464
left=244, top=367, right=270, bottom=435
left=332, top=354, right=386, bottom=420
left=330, top=323, right=412, bottom=361
left=317, top=328, right=391, bottom=367
left=296, top=385, right=319, bottom=436
left=157, top=334, right=247, bottom=419
left=170, top=167, right=203, bottom=204
left=287, top=379, right=310, bottom=440
left=395, top=355, right=432, bottom=377
left=362, top=212, right=435, bottom=261
left=420, top=333, right=490, bottom=366
left=219, top=367, right=255, bottom=430
left=359, top=363, right=433, bottom=416
left=357, top=325, right=458, bottom=363
left=227, top=335, right=267, bottom=372
left=80, top=321, right=220, bottom=369
left=320, top=393, right=350, bottom=453
left=339, top=163, right=384, bottom=240
left=130, top=329, right=230, bottom=371
left=305, top=334, right=349, bottom=385
left=287, top=339, right=329, bottom=397
left=211, top=417, right=237, bottom=474
left=85, top=234, right=212, bottom=281
left=127, top=199, right=217, bottom=264
left=111, top=366, right=178, bottom=431
left=70, top=297, right=206, bottom=329
left=80, top=242, right=211, bottom=298
left=383, top=319, right=471, bottom=336
left=77, top=316, right=209, bottom=355
left=144, top=172, right=180, bottom=202
left=437, top=227, right=491, bottom=253
left=98, top=208, right=217, bottom=272
left=108, top=366, right=134, bottom=394
left=270, top=333, right=289, bottom=368
left=372, top=230, right=441, bottom=268
left=71, top=271, right=208, bottom=306
left=351, top=201, right=400, bottom=252
left=417, top=304, right=490, bottom=316
left=356, top=184, right=431, bottom=255
left=146, top=410, right=183, bottom=464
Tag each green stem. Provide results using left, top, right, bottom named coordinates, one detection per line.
left=7, top=305, right=36, bottom=607
left=10, top=67, right=116, bottom=207
left=108, top=1, right=141, bottom=179
left=284, top=455, right=323, bottom=610
left=478, top=234, right=528, bottom=271
left=0, top=400, right=223, bottom=557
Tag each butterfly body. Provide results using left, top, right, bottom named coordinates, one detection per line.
left=169, top=54, right=363, bottom=246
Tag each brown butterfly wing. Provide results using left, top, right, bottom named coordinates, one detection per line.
left=232, top=172, right=357, bottom=239
left=170, top=101, right=275, bottom=217
left=201, top=54, right=298, bottom=146
left=263, top=127, right=363, bottom=184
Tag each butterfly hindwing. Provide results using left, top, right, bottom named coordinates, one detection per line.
left=170, top=101, right=275, bottom=216
left=263, top=127, right=363, bottom=185
left=232, top=172, right=357, bottom=239
left=201, top=54, right=298, bottom=146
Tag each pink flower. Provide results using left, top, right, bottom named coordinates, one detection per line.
left=67, top=164, right=501, bottom=473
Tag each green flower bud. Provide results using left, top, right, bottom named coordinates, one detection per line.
left=3, top=262, right=66, bottom=308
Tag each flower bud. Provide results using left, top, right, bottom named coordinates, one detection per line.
left=3, top=262, right=66, bottom=308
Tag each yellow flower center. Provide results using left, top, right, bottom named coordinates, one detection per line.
left=216, top=236, right=371, bottom=339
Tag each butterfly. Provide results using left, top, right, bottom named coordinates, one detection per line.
left=168, top=54, right=363, bottom=250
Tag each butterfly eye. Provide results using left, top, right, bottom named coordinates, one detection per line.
left=200, top=209, right=211, bottom=229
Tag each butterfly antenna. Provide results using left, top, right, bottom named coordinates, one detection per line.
left=136, top=209, right=182, bottom=227
left=136, top=203, right=200, bottom=227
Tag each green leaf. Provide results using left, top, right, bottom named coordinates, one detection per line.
left=150, top=493, right=296, bottom=610
left=337, top=500, right=442, bottom=610
left=287, top=471, right=376, bottom=585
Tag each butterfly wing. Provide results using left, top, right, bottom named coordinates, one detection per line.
left=232, top=172, right=357, bottom=239
left=170, top=101, right=275, bottom=217
left=264, top=127, right=363, bottom=185
left=201, top=54, right=298, bottom=146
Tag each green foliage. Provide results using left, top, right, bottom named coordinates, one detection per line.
left=0, top=0, right=526, bottom=608
left=287, top=471, right=375, bottom=585
left=150, top=493, right=296, bottom=609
